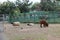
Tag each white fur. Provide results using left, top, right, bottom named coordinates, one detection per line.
left=27, top=23, right=34, bottom=26
left=13, top=22, right=20, bottom=26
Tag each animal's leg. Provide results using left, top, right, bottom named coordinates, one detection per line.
left=46, top=23, right=48, bottom=27
left=44, top=22, right=48, bottom=27
left=40, top=24, right=42, bottom=28
left=43, top=24, right=46, bottom=27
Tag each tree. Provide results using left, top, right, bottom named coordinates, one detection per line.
left=54, top=0, right=60, bottom=11
left=31, top=0, right=56, bottom=11
left=16, top=0, right=32, bottom=13
left=40, top=0, right=56, bottom=11
left=0, top=0, right=16, bottom=15
left=31, top=2, right=41, bottom=11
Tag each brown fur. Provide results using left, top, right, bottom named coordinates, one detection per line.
left=40, top=20, right=48, bottom=28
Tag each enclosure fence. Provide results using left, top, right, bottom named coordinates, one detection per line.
left=8, top=11, right=60, bottom=23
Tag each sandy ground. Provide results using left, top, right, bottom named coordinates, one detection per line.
left=4, top=23, right=60, bottom=40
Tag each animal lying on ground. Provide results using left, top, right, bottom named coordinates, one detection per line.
left=27, top=23, right=34, bottom=26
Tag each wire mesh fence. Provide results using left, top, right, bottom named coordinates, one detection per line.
left=8, top=11, right=60, bottom=23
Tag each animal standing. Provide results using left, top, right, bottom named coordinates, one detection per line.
left=39, top=19, right=48, bottom=28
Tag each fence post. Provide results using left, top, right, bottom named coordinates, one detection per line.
left=53, top=11, right=55, bottom=23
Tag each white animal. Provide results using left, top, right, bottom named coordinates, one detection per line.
left=27, top=23, right=34, bottom=26
left=13, top=22, right=20, bottom=26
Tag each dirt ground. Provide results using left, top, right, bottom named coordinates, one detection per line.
left=4, top=23, right=60, bottom=40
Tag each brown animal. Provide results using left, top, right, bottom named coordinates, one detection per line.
left=40, top=19, right=48, bottom=28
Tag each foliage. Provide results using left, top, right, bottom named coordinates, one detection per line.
left=31, top=2, right=41, bottom=11
left=0, top=0, right=60, bottom=14
left=40, top=1, right=56, bottom=11
left=16, top=0, right=32, bottom=13
left=55, top=7, right=60, bottom=11
left=31, top=0, right=56, bottom=11
left=0, top=0, right=32, bottom=15
left=0, top=0, right=16, bottom=14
